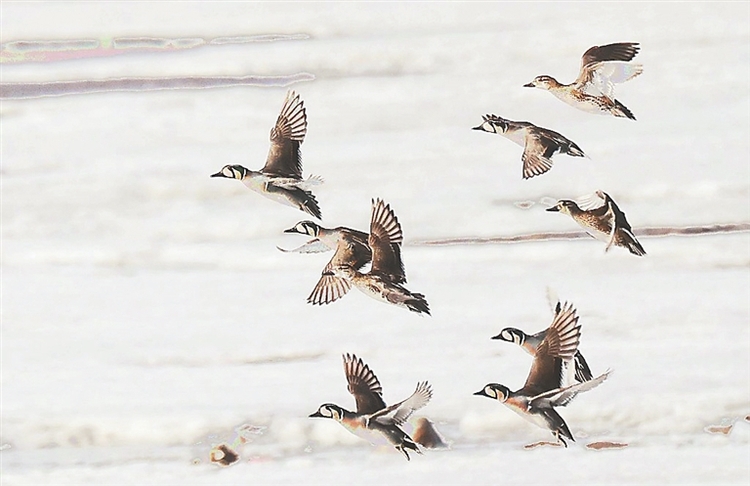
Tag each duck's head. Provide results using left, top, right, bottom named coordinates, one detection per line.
left=474, top=384, right=511, bottom=402
left=284, top=220, right=321, bottom=237
left=546, top=199, right=578, bottom=216
left=309, top=403, right=345, bottom=421
left=210, top=164, right=247, bottom=180
left=492, top=327, right=526, bottom=345
left=524, top=75, right=558, bottom=90
left=472, top=114, right=508, bottom=134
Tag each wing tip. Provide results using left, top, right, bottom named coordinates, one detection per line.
left=369, top=198, right=404, bottom=245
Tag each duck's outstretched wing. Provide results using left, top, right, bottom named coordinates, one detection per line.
left=307, top=238, right=370, bottom=305
left=343, top=354, right=387, bottom=415
left=585, top=62, right=643, bottom=98
left=596, top=191, right=646, bottom=255
left=262, top=90, right=307, bottom=179
left=277, top=239, right=330, bottom=254
left=522, top=303, right=581, bottom=394
left=576, top=43, right=642, bottom=97
left=579, top=43, right=640, bottom=74
left=521, top=133, right=555, bottom=180
left=307, top=271, right=352, bottom=306
left=372, top=381, right=433, bottom=426
left=531, top=369, right=612, bottom=408
left=368, top=199, right=406, bottom=283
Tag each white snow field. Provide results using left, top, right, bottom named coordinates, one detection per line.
left=2, top=2, right=749, bottom=484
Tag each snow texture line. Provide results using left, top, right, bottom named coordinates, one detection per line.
left=411, top=223, right=750, bottom=246
left=1, top=34, right=310, bottom=64
left=0, top=73, right=315, bottom=99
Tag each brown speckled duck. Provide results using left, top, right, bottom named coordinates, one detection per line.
left=524, top=43, right=642, bottom=120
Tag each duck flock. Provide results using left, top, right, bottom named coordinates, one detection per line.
left=210, top=42, right=644, bottom=461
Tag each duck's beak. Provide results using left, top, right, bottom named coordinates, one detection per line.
left=283, top=227, right=297, bottom=233
left=210, top=171, right=225, bottom=178
left=471, top=124, right=484, bottom=131
left=473, top=390, right=488, bottom=397
left=309, top=410, right=324, bottom=418
left=546, top=206, right=560, bottom=212
left=523, top=82, right=535, bottom=88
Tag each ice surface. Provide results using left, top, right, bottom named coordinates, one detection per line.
left=2, top=2, right=749, bottom=484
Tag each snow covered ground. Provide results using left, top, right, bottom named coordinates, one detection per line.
left=2, top=2, right=749, bottom=484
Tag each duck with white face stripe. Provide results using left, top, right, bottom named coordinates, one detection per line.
left=280, top=220, right=370, bottom=255
left=309, top=354, right=434, bottom=460
left=493, top=301, right=593, bottom=384
left=475, top=303, right=612, bottom=448
left=472, top=115, right=586, bottom=179
left=211, top=90, right=323, bottom=219
left=305, top=199, right=429, bottom=315
left=280, top=220, right=373, bottom=305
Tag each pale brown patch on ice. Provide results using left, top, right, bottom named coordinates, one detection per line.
left=513, top=201, right=535, bottom=210
left=210, top=443, right=240, bottom=467
left=523, top=440, right=563, bottom=449
left=704, top=424, right=733, bottom=435
left=586, top=441, right=629, bottom=450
